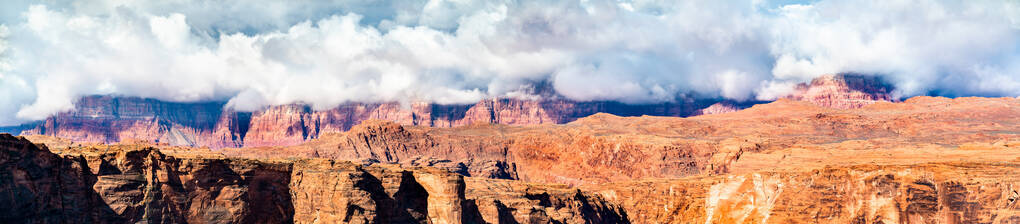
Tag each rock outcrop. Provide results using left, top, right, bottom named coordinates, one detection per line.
left=782, top=74, right=896, bottom=109
left=0, top=134, right=626, bottom=223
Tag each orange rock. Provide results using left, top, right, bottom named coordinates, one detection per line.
left=0, top=134, right=625, bottom=223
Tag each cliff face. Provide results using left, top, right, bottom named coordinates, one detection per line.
left=0, top=134, right=626, bottom=224
left=216, top=96, right=1020, bottom=223
left=230, top=96, right=1020, bottom=186
left=6, top=95, right=1020, bottom=223
left=7, top=75, right=897, bottom=149
left=12, top=96, right=720, bottom=149
left=0, top=133, right=293, bottom=223
left=783, top=74, right=896, bottom=109
left=18, top=96, right=248, bottom=149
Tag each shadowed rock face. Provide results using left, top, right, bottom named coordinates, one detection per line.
left=5, top=75, right=895, bottom=149
left=0, top=133, right=293, bottom=223
left=0, top=134, right=627, bottom=224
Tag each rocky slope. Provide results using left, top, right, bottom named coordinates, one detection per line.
left=0, top=134, right=625, bottom=223
left=4, top=74, right=894, bottom=149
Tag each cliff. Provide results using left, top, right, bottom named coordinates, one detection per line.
left=6, top=75, right=897, bottom=149
left=6, top=95, right=1020, bottom=223
left=18, top=96, right=248, bottom=148
left=783, top=74, right=896, bottom=109
left=10, top=96, right=721, bottom=149
left=227, top=96, right=1020, bottom=185
left=0, top=134, right=626, bottom=223
left=231, top=96, right=1019, bottom=223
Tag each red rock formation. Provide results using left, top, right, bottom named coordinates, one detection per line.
left=0, top=134, right=626, bottom=223
left=12, top=96, right=719, bottom=148
left=223, top=96, right=1020, bottom=187
left=783, top=74, right=895, bottom=109
left=8, top=74, right=898, bottom=148
left=19, top=96, right=241, bottom=148
left=6, top=95, right=1020, bottom=223
left=221, top=96, right=1020, bottom=223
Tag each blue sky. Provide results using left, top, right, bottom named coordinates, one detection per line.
left=0, top=0, right=1018, bottom=125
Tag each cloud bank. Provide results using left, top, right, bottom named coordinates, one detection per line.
left=0, top=0, right=1018, bottom=125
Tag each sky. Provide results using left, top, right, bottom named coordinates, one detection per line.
left=0, top=0, right=1018, bottom=125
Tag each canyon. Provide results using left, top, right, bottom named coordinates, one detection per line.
left=3, top=74, right=1017, bottom=223
left=0, top=134, right=627, bottom=223
left=4, top=74, right=890, bottom=149
left=3, top=92, right=1018, bottom=223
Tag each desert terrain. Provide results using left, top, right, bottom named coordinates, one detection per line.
left=3, top=77, right=1018, bottom=223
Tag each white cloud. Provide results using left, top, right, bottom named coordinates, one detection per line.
left=0, top=0, right=1018, bottom=125
left=768, top=0, right=1020, bottom=97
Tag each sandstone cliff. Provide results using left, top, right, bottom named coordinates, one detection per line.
left=10, top=96, right=720, bottom=149
left=782, top=74, right=896, bottom=109
left=4, top=75, right=897, bottom=149
left=0, top=134, right=626, bottom=223
left=7, top=95, right=1020, bottom=223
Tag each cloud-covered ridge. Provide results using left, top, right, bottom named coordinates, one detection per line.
left=0, top=0, right=1018, bottom=125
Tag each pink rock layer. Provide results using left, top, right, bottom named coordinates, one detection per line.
left=782, top=74, right=896, bottom=109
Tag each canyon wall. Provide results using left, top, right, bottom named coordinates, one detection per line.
left=14, top=96, right=723, bottom=149
left=228, top=96, right=1020, bottom=185
left=0, top=134, right=626, bottom=223
left=5, top=94, right=1019, bottom=223
left=6, top=74, right=891, bottom=149
left=782, top=74, right=896, bottom=109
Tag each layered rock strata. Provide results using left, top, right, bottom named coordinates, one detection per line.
left=782, top=74, right=896, bottom=109
left=593, top=162, right=1020, bottom=223
left=0, top=134, right=625, bottom=223
left=6, top=74, right=896, bottom=149
left=229, top=96, right=1020, bottom=185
